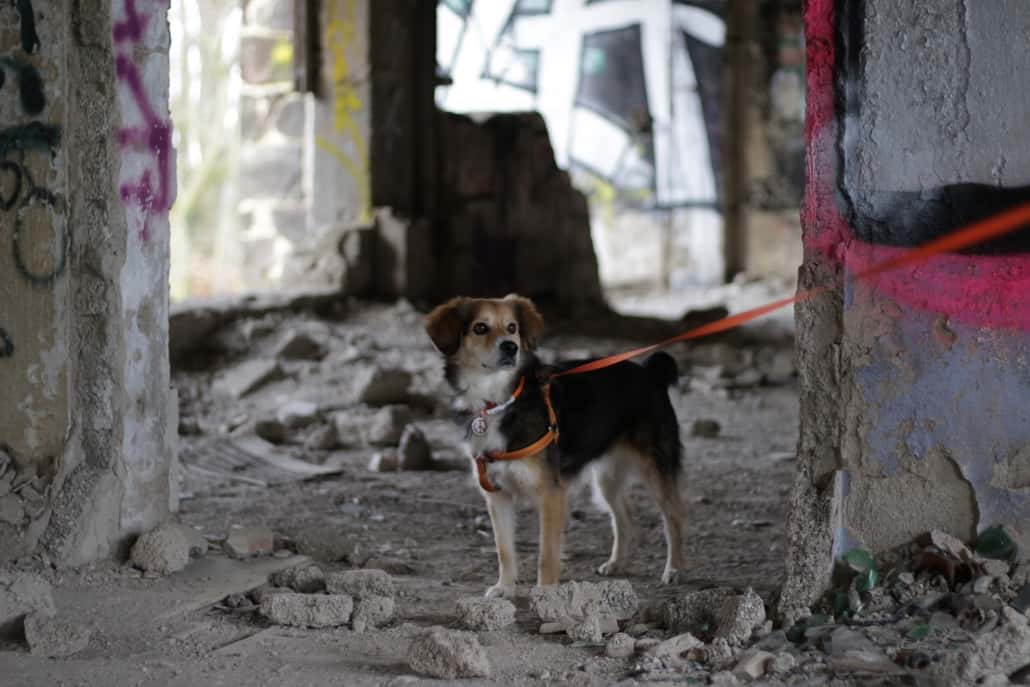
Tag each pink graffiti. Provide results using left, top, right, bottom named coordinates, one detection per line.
left=113, top=0, right=173, bottom=242
left=803, top=0, right=1030, bottom=331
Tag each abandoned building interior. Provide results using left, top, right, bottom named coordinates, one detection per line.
left=2, top=0, right=1030, bottom=685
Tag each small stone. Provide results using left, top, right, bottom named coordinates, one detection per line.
left=605, top=632, right=636, bottom=659
left=397, top=425, right=432, bottom=470
left=1011, top=584, right=1030, bottom=614
left=407, top=627, right=491, bottom=679
left=716, top=588, right=767, bottom=644
left=369, top=451, right=399, bottom=472
left=0, top=494, right=24, bottom=525
left=352, top=595, right=395, bottom=632
left=23, top=613, right=91, bottom=657
left=648, top=632, right=703, bottom=658
left=690, top=418, right=721, bottom=438
left=277, top=400, right=319, bottom=429
left=254, top=419, right=287, bottom=444
left=270, top=564, right=326, bottom=593
left=898, top=572, right=915, bottom=585
left=734, top=650, right=774, bottom=679
left=224, top=526, right=276, bottom=558
left=368, top=405, right=413, bottom=445
left=130, top=523, right=192, bottom=575
left=304, top=424, right=338, bottom=451
left=626, top=623, right=651, bottom=637
left=974, top=576, right=993, bottom=594
left=214, top=359, right=283, bottom=398
left=981, top=559, right=1012, bottom=577
left=925, top=530, right=973, bottom=560
left=771, top=651, right=796, bottom=674
left=333, top=412, right=367, bottom=448
left=326, top=569, right=395, bottom=599
left=567, top=608, right=618, bottom=644
left=456, top=597, right=516, bottom=631
left=355, top=367, right=412, bottom=406
left=0, top=572, right=55, bottom=638
left=260, top=592, right=353, bottom=628
left=275, top=330, right=323, bottom=360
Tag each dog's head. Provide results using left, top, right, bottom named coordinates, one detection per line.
left=425, top=294, right=544, bottom=375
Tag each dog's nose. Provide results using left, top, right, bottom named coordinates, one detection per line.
left=499, top=341, right=519, bottom=357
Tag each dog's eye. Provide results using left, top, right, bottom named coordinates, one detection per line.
left=472, top=323, right=489, bottom=335
left=507, top=323, right=517, bottom=334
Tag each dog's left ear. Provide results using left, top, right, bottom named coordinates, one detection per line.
left=425, top=297, right=469, bottom=356
left=505, top=294, right=544, bottom=350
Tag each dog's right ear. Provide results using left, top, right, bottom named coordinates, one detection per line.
left=425, top=298, right=469, bottom=356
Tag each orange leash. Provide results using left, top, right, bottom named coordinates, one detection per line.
left=473, top=202, right=1030, bottom=492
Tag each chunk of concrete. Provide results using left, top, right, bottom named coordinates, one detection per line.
left=224, top=526, right=276, bottom=559
left=929, top=608, right=1030, bottom=686
left=456, top=596, right=516, bottom=631
left=355, top=367, right=412, bottom=406
left=214, top=359, right=283, bottom=398
left=664, top=587, right=765, bottom=644
left=647, top=632, right=703, bottom=658
left=407, top=627, right=491, bottom=679
left=352, top=595, right=395, bottom=632
left=24, top=612, right=91, bottom=657
left=734, top=650, right=775, bottom=680
left=304, top=424, right=338, bottom=451
left=333, top=412, right=367, bottom=448
left=716, top=588, right=767, bottom=644
left=0, top=571, right=55, bottom=638
left=275, top=330, right=324, bottom=360
left=369, top=450, right=399, bottom=472
left=398, top=425, right=432, bottom=470
left=270, top=563, right=326, bottom=593
left=130, top=523, right=192, bottom=575
left=530, top=580, right=638, bottom=624
left=259, top=592, right=353, bottom=628
left=326, top=569, right=395, bottom=599
left=368, top=405, right=413, bottom=446
left=605, top=632, right=636, bottom=659
left=277, top=400, right=319, bottom=429
left=168, top=523, right=208, bottom=558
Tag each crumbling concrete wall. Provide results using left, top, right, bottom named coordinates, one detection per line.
left=0, top=0, right=176, bottom=565
left=782, top=0, right=1030, bottom=620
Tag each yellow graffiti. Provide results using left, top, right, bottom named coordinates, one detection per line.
left=318, top=0, right=370, bottom=221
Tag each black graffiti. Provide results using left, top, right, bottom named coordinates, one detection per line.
left=15, top=0, right=41, bottom=54
left=0, top=56, right=46, bottom=115
left=1, top=156, right=67, bottom=285
left=0, top=327, right=13, bottom=358
left=0, top=121, right=60, bottom=157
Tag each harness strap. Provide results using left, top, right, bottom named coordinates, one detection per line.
left=476, top=384, right=558, bottom=493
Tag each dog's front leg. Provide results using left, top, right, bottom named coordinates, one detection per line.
left=484, top=490, right=518, bottom=599
left=536, top=485, right=568, bottom=587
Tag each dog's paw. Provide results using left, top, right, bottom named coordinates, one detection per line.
left=660, top=567, right=684, bottom=585
left=597, top=560, right=624, bottom=576
left=485, top=583, right=517, bottom=600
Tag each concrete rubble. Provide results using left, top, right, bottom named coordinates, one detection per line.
left=663, top=587, right=766, bottom=644
left=530, top=580, right=638, bottom=642
left=368, top=405, right=413, bottom=446
left=0, top=571, right=56, bottom=638
left=456, top=596, right=516, bottom=631
left=407, top=626, right=491, bottom=679
left=326, top=569, right=396, bottom=632
left=354, top=367, right=412, bottom=406
left=224, top=527, right=276, bottom=559
left=270, top=563, right=326, bottom=593
left=23, top=612, right=91, bottom=658
left=213, top=359, right=284, bottom=398
left=259, top=592, right=353, bottom=628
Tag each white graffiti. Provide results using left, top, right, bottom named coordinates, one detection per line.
left=438, top=0, right=725, bottom=208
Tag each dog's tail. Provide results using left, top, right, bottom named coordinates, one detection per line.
left=644, top=352, right=678, bottom=387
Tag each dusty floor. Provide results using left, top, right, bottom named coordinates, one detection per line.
left=1, top=299, right=800, bottom=686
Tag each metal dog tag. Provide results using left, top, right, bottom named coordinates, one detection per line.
left=470, top=416, right=488, bottom=436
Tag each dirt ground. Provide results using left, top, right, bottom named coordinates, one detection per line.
left=1, top=299, right=800, bottom=686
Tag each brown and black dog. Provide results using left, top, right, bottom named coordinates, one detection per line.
left=425, top=294, right=685, bottom=598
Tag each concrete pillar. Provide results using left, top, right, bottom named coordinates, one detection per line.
left=782, top=0, right=1030, bottom=621
left=0, top=0, right=176, bottom=565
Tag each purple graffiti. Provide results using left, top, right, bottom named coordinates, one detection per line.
left=113, top=2, right=173, bottom=242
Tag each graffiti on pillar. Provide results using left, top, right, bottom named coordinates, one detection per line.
left=437, top=0, right=725, bottom=210
left=113, top=0, right=175, bottom=242
left=316, top=0, right=371, bottom=221
left=804, top=0, right=1030, bottom=331
left=15, top=0, right=41, bottom=54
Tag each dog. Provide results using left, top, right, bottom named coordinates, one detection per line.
left=425, top=294, right=685, bottom=598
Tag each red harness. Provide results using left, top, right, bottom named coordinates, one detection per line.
left=474, top=379, right=559, bottom=493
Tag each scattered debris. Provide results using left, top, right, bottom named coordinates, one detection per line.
left=0, top=571, right=55, bottom=638
left=646, top=632, right=703, bottom=658
left=733, top=649, right=774, bottom=680
left=368, top=405, right=413, bottom=445
left=355, top=367, right=412, bottom=406
left=23, top=612, right=91, bottom=657
left=531, top=579, right=639, bottom=625
left=605, top=632, right=636, bottom=659
left=407, top=627, right=491, bottom=679
left=326, top=569, right=395, bottom=599
left=130, top=523, right=192, bottom=575
left=456, top=597, right=516, bottom=631
left=224, top=527, right=276, bottom=559
left=259, top=593, right=353, bottom=628
left=270, top=563, right=326, bottom=593
left=690, top=419, right=722, bottom=439
left=664, top=587, right=766, bottom=644
left=352, top=595, right=395, bottom=633
left=214, top=359, right=284, bottom=398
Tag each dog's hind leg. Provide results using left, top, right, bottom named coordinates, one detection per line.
left=641, top=464, right=686, bottom=584
left=536, top=484, right=568, bottom=587
left=591, top=449, right=634, bottom=576
left=484, top=491, right=518, bottom=599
